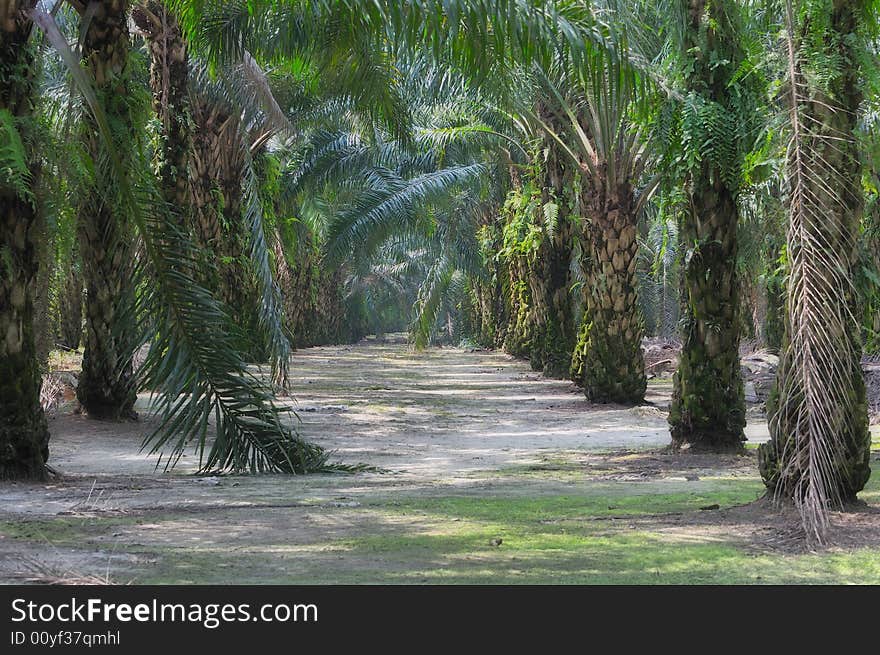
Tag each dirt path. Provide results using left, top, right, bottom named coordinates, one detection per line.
left=6, top=339, right=878, bottom=585
left=44, top=337, right=687, bottom=478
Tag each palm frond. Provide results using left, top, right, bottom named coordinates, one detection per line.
left=324, top=162, right=486, bottom=265
left=32, top=5, right=327, bottom=474
left=242, top=148, right=292, bottom=385
left=762, top=0, right=871, bottom=542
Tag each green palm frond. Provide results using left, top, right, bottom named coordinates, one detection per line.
left=242, top=149, right=292, bottom=384
left=31, top=5, right=327, bottom=474
left=132, top=211, right=325, bottom=474
left=324, top=162, right=486, bottom=265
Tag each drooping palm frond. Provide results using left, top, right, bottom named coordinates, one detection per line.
left=170, top=0, right=608, bottom=84
left=760, top=0, right=872, bottom=542
left=31, top=6, right=328, bottom=474
left=324, top=162, right=487, bottom=265
left=241, top=148, right=292, bottom=384
left=132, top=205, right=327, bottom=474
left=411, top=254, right=457, bottom=349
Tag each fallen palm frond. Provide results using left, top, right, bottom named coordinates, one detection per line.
left=17, top=557, right=120, bottom=586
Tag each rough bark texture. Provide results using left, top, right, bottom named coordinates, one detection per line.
left=56, top=260, right=83, bottom=350
left=278, top=249, right=311, bottom=347
left=670, top=183, right=745, bottom=448
left=502, top=251, right=534, bottom=358
left=525, top=130, right=579, bottom=378
left=189, top=97, right=224, bottom=283
left=301, top=267, right=358, bottom=346
left=471, top=276, right=506, bottom=349
left=32, top=205, right=52, bottom=364
left=471, top=211, right=508, bottom=349
left=669, top=0, right=746, bottom=449
left=132, top=1, right=190, bottom=219
left=759, top=0, right=870, bottom=502
left=572, top=175, right=645, bottom=404
left=189, top=97, right=257, bottom=340
left=497, top=124, right=581, bottom=377
left=215, top=116, right=250, bottom=323
left=0, top=0, right=50, bottom=479
left=76, top=0, right=137, bottom=419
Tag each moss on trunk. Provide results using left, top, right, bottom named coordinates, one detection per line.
left=668, top=0, right=746, bottom=450
left=669, top=185, right=745, bottom=448
left=0, top=0, right=49, bottom=479
left=76, top=0, right=137, bottom=419
left=495, top=124, right=581, bottom=376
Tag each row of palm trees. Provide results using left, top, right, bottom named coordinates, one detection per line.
left=413, top=0, right=876, bottom=540
left=1, top=0, right=877, bottom=540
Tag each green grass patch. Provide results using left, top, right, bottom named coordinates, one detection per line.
left=4, top=475, right=880, bottom=585
left=326, top=485, right=880, bottom=584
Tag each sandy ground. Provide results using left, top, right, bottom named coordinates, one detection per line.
left=42, top=338, right=771, bottom=479
left=7, top=338, right=869, bottom=585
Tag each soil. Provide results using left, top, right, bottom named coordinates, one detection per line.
left=1, top=337, right=877, bottom=584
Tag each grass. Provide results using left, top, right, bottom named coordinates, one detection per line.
left=4, top=473, right=879, bottom=584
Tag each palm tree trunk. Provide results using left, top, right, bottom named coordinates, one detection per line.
left=574, top=178, right=646, bottom=403
left=0, top=0, right=50, bottom=479
left=526, top=122, right=579, bottom=378
left=75, top=0, right=137, bottom=419
left=869, top=310, right=880, bottom=356
left=300, top=266, right=338, bottom=346
left=498, top=109, right=582, bottom=376
left=669, top=174, right=745, bottom=447
left=759, top=0, right=871, bottom=525
left=57, top=260, right=83, bottom=350
left=190, top=98, right=255, bottom=339
left=668, top=0, right=746, bottom=449
left=472, top=212, right=505, bottom=348
left=189, top=97, right=224, bottom=288
left=502, top=252, right=533, bottom=358
left=32, top=213, right=52, bottom=364
left=216, top=118, right=251, bottom=325
left=132, top=1, right=190, bottom=220
left=282, top=239, right=322, bottom=348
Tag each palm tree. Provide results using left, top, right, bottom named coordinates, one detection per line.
left=0, top=0, right=50, bottom=479
left=542, top=53, right=657, bottom=404
left=667, top=0, right=755, bottom=449
left=20, top=2, right=329, bottom=473
left=55, top=257, right=83, bottom=350
left=191, top=85, right=252, bottom=332
left=74, top=0, right=138, bottom=419
left=497, top=98, right=583, bottom=377
left=758, top=0, right=873, bottom=541
left=471, top=209, right=509, bottom=348
left=132, top=1, right=191, bottom=221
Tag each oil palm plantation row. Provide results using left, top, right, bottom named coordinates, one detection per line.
left=2, top=0, right=879, bottom=541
